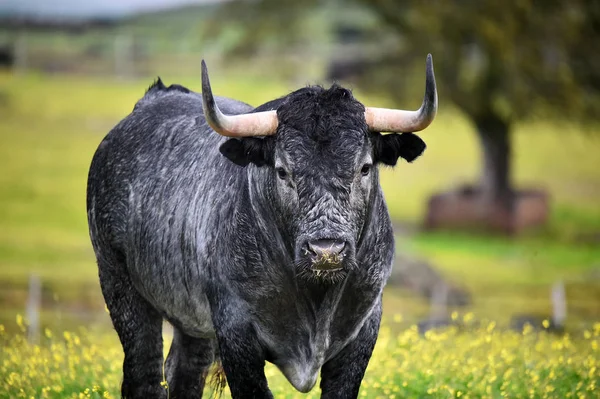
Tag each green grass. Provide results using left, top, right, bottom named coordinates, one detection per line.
left=0, top=70, right=599, bottom=327
left=1, top=319, right=599, bottom=398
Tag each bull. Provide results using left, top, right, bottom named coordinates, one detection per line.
left=86, top=55, right=438, bottom=398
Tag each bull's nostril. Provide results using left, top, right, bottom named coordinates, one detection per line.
left=307, top=239, right=346, bottom=257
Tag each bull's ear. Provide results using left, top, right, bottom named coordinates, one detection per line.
left=219, top=137, right=274, bottom=167
left=371, top=132, right=426, bottom=166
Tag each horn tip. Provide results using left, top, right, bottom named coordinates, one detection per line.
left=201, top=60, right=208, bottom=77
left=201, top=60, right=211, bottom=94
left=425, top=53, right=435, bottom=82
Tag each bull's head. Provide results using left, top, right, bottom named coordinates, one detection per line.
left=201, top=56, right=438, bottom=284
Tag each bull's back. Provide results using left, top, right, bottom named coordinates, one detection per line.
left=87, top=86, right=251, bottom=336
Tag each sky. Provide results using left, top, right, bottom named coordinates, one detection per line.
left=0, top=0, right=224, bottom=19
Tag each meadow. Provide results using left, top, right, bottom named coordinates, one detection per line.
left=0, top=69, right=599, bottom=397
left=1, top=315, right=600, bottom=399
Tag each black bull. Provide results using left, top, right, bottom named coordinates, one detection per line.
left=87, top=60, right=436, bottom=398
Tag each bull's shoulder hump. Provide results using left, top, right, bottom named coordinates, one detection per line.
left=135, top=79, right=254, bottom=116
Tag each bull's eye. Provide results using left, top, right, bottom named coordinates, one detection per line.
left=361, top=164, right=372, bottom=176
left=276, top=167, right=288, bottom=180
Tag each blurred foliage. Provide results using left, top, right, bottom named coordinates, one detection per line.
left=360, top=0, right=600, bottom=124
left=0, top=4, right=244, bottom=77
left=215, top=0, right=600, bottom=123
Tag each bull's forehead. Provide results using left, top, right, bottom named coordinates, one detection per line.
left=275, top=85, right=369, bottom=175
left=279, top=125, right=365, bottom=161
left=277, top=128, right=368, bottom=181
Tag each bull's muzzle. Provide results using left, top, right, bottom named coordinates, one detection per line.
left=304, top=239, right=347, bottom=272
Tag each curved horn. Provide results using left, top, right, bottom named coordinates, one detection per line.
left=364, top=54, right=438, bottom=133
left=201, top=60, right=278, bottom=137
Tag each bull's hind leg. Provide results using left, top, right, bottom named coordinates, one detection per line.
left=165, top=328, right=215, bottom=398
left=98, top=258, right=166, bottom=399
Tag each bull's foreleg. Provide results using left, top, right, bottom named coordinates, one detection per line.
left=319, top=303, right=382, bottom=399
left=165, top=328, right=215, bottom=398
left=215, top=324, right=273, bottom=398
left=98, top=260, right=166, bottom=399
left=211, top=300, right=273, bottom=399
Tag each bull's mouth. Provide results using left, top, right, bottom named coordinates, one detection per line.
left=310, top=252, right=344, bottom=273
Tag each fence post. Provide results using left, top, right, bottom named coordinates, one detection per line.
left=14, top=30, right=28, bottom=74
left=114, top=32, right=134, bottom=78
left=429, top=281, right=449, bottom=322
left=26, top=274, right=41, bottom=344
left=551, top=280, right=566, bottom=328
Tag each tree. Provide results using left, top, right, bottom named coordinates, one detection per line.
left=209, top=0, right=600, bottom=231
left=353, top=0, right=600, bottom=204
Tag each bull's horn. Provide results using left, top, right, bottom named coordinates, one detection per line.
left=201, top=60, right=278, bottom=137
left=364, top=54, right=438, bottom=133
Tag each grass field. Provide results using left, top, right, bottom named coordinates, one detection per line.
left=0, top=70, right=599, bottom=397
left=1, top=317, right=599, bottom=398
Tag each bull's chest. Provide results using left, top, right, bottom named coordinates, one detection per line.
left=255, top=299, right=373, bottom=393
left=257, top=323, right=332, bottom=393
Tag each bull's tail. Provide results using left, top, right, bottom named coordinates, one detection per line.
left=208, top=361, right=227, bottom=399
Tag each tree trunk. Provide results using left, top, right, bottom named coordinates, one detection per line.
left=424, top=112, right=549, bottom=234
left=474, top=113, right=513, bottom=206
